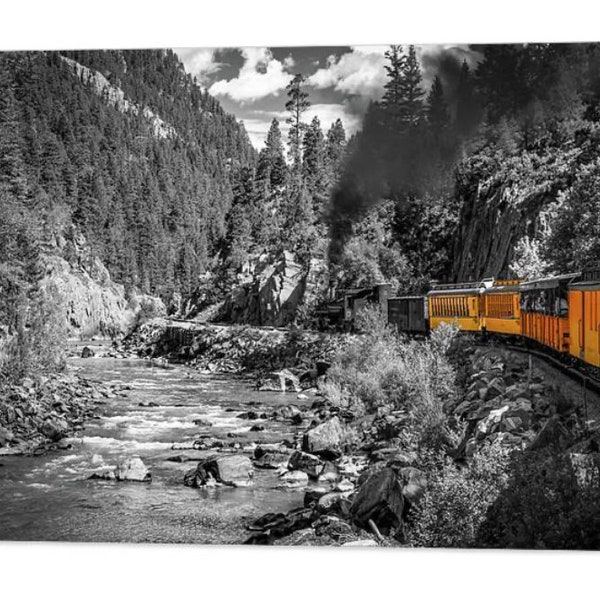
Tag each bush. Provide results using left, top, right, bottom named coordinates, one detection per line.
left=323, top=305, right=460, bottom=451
left=407, top=443, right=512, bottom=548
left=477, top=449, right=600, bottom=549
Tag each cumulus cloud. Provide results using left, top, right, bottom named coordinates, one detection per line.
left=175, top=47, right=222, bottom=83
left=209, top=47, right=293, bottom=104
left=308, top=45, right=388, bottom=99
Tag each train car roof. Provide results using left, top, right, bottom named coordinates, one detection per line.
left=519, top=272, right=580, bottom=291
left=481, top=284, right=522, bottom=294
left=427, top=286, right=482, bottom=297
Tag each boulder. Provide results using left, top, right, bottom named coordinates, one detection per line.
left=278, top=470, right=309, bottom=488
left=288, top=450, right=324, bottom=478
left=302, top=416, right=349, bottom=459
left=185, top=454, right=253, bottom=487
left=253, top=448, right=290, bottom=470
left=398, top=467, right=427, bottom=506
left=115, top=456, right=151, bottom=482
left=81, top=346, right=95, bottom=358
left=350, top=467, right=404, bottom=536
left=0, top=425, right=14, bottom=446
left=40, top=418, right=69, bottom=442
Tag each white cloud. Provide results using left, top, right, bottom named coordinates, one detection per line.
left=175, top=47, right=222, bottom=83
left=209, top=47, right=293, bottom=104
left=308, top=46, right=388, bottom=99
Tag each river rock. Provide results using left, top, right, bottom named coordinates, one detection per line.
left=398, top=467, right=427, bottom=506
left=115, top=456, right=151, bottom=482
left=81, top=346, right=95, bottom=358
left=41, top=418, right=69, bottom=442
left=350, top=467, right=404, bottom=536
left=0, top=425, right=14, bottom=446
left=302, top=416, right=348, bottom=459
left=288, top=450, right=324, bottom=478
left=342, top=539, right=378, bottom=547
left=278, top=470, right=309, bottom=488
left=185, top=454, right=254, bottom=487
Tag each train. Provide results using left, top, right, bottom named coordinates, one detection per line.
left=318, top=265, right=600, bottom=371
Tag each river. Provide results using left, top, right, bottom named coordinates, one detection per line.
left=0, top=345, right=306, bottom=544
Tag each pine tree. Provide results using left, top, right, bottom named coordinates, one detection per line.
left=325, top=118, right=346, bottom=172
left=456, top=60, right=479, bottom=134
left=285, top=74, right=310, bottom=174
left=256, top=118, right=287, bottom=188
left=382, top=45, right=405, bottom=110
left=427, top=75, right=450, bottom=134
left=399, top=45, right=424, bottom=127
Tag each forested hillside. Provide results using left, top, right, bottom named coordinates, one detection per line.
left=1, top=49, right=255, bottom=300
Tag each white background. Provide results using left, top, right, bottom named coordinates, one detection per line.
left=2, top=2, right=600, bottom=598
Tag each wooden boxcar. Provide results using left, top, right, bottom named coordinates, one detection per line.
left=481, top=280, right=522, bottom=336
left=427, top=281, right=484, bottom=332
left=520, top=273, right=577, bottom=354
left=568, top=267, right=600, bottom=367
left=388, top=296, right=428, bottom=333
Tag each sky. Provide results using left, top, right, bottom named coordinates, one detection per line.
left=174, top=45, right=481, bottom=150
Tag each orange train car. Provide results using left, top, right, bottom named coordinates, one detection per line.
left=569, top=267, right=600, bottom=367
left=480, top=280, right=522, bottom=336
left=519, top=273, right=577, bottom=354
left=427, top=281, right=483, bottom=332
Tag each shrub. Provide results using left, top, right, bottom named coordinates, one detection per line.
left=477, top=449, right=600, bottom=549
left=407, top=443, right=512, bottom=548
left=323, top=305, right=460, bottom=451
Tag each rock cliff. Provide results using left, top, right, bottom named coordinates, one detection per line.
left=41, top=226, right=165, bottom=337
left=224, top=251, right=329, bottom=327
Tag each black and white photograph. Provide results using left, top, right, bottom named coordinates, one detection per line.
left=2, top=2, right=600, bottom=597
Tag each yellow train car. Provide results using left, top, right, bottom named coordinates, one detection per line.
left=568, top=268, right=600, bottom=367
left=481, top=280, right=522, bottom=336
left=520, top=273, right=577, bottom=354
left=428, top=281, right=483, bottom=332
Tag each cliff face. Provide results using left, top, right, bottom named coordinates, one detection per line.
left=451, top=144, right=581, bottom=281
left=41, top=227, right=165, bottom=337
left=214, top=251, right=329, bottom=327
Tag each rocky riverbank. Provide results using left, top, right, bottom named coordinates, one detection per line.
left=0, top=372, right=127, bottom=457
left=124, top=318, right=346, bottom=388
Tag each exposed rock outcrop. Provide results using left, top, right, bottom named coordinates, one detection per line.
left=41, top=226, right=165, bottom=337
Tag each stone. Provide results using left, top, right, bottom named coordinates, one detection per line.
left=317, top=491, right=353, bottom=517
left=318, top=461, right=341, bottom=483
left=185, top=454, right=253, bottom=487
left=350, top=468, right=404, bottom=536
left=40, top=418, right=69, bottom=442
left=342, top=539, right=378, bottom=547
left=193, top=418, right=212, bottom=427
left=81, top=346, right=95, bottom=358
left=89, top=468, right=117, bottom=481
left=303, top=487, right=329, bottom=507
left=288, top=450, right=324, bottom=478
left=0, top=426, right=14, bottom=446
left=302, top=416, right=349, bottom=459
left=115, top=456, right=151, bottom=482
left=398, top=467, right=427, bottom=506
left=335, top=478, right=355, bottom=493
left=250, top=424, right=265, bottom=432
left=253, top=448, right=290, bottom=470
left=278, top=470, right=309, bottom=488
